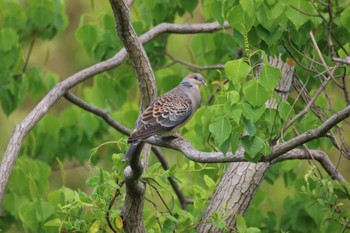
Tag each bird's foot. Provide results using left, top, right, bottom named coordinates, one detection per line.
left=162, top=134, right=184, bottom=142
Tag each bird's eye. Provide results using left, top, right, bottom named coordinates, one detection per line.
left=194, top=76, right=198, bottom=80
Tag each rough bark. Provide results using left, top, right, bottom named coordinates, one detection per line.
left=197, top=162, right=270, bottom=232
left=109, top=0, right=156, bottom=232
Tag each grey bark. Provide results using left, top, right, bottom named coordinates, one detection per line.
left=109, top=0, right=156, bottom=232
left=198, top=162, right=270, bottom=232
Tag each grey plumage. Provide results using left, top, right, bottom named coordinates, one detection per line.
left=124, top=73, right=206, bottom=160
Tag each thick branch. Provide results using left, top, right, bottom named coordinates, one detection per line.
left=109, top=0, right=156, bottom=231
left=110, top=0, right=156, bottom=110
left=143, top=104, right=350, bottom=163
left=268, top=105, right=350, bottom=161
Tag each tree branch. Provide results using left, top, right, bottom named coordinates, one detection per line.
left=141, top=104, right=350, bottom=164
left=64, top=92, right=131, bottom=135
left=64, top=91, right=193, bottom=210
left=109, top=0, right=156, bottom=231
left=272, top=149, right=345, bottom=182
left=268, top=104, right=350, bottom=161
left=0, top=20, right=230, bottom=203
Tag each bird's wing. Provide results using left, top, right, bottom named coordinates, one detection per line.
left=128, top=89, right=192, bottom=142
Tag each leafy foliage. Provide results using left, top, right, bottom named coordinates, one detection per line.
left=1, top=0, right=350, bottom=232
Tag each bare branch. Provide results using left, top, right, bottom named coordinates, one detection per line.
left=64, top=92, right=131, bottom=135
left=332, top=56, right=350, bottom=65
left=165, top=52, right=225, bottom=70
left=272, top=149, right=345, bottom=182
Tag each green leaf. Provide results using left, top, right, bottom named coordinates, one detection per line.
left=256, top=5, right=285, bottom=32
left=243, top=79, right=270, bottom=107
left=211, top=211, right=226, bottom=228
left=76, top=24, right=98, bottom=54
left=81, top=114, right=100, bottom=138
left=259, top=65, right=281, bottom=91
left=207, top=0, right=224, bottom=25
left=240, top=0, right=255, bottom=18
left=162, top=219, right=175, bottom=233
left=85, top=176, right=99, bottom=187
left=225, top=59, right=251, bottom=85
left=44, top=218, right=61, bottom=227
left=333, top=181, right=350, bottom=200
left=278, top=101, right=292, bottom=120
left=209, top=117, right=232, bottom=146
left=0, top=28, right=18, bottom=52
left=230, top=124, right=243, bottom=153
left=241, top=135, right=264, bottom=161
left=246, top=227, right=262, bottom=233
left=19, top=203, right=38, bottom=232
left=227, top=5, right=254, bottom=34
left=241, top=103, right=255, bottom=121
left=35, top=201, right=55, bottom=222
left=236, top=214, right=247, bottom=233
left=204, top=175, right=216, bottom=188
left=253, top=105, right=266, bottom=122
left=29, top=5, right=54, bottom=30
left=340, top=7, right=350, bottom=32
left=180, top=0, right=198, bottom=13
left=228, top=90, right=240, bottom=105
left=225, top=102, right=242, bottom=124
left=287, top=0, right=314, bottom=30
left=244, top=120, right=256, bottom=136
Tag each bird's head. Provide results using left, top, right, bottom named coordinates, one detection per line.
left=182, top=73, right=207, bottom=87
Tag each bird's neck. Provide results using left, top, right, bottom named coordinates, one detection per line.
left=181, top=81, right=193, bottom=89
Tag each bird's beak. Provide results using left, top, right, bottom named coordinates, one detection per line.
left=202, top=80, right=207, bottom=86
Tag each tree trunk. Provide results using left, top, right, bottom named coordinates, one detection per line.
left=121, top=180, right=146, bottom=233
left=198, top=162, right=270, bottom=232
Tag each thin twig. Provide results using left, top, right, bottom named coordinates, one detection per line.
left=290, top=4, right=320, bottom=17
left=166, top=52, right=225, bottom=70
left=64, top=92, right=131, bottom=135
left=106, top=186, right=122, bottom=233
left=279, top=74, right=331, bottom=137
left=293, top=127, right=323, bottom=178
left=23, top=37, right=36, bottom=72
left=206, top=79, right=228, bottom=104
left=152, top=146, right=193, bottom=210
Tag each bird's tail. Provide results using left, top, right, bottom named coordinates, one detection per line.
left=122, top=141, right=144, bottom=161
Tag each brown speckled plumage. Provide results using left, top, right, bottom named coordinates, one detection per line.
left=124, top=73, right=206, bottom=160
